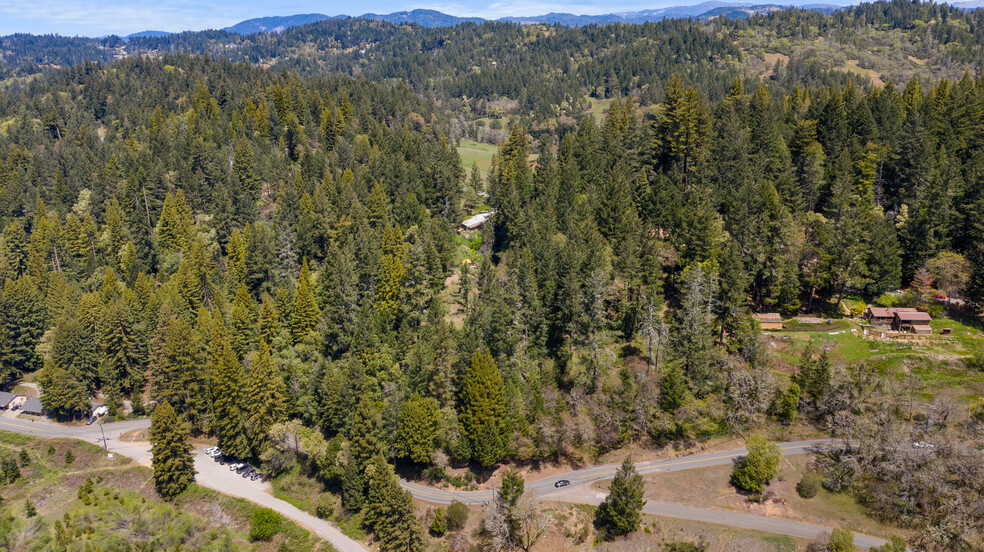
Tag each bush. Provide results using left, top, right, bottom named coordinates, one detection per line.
left=731, top=434, right=781, bottom=493
left=24, top=499, right=36, bottom=517
left=18, top=449, right=29, bottom=467
left=430, top=507, right=448, bottom=536
left=964, top=351, right=984, bottom=372
left=446, top=501, right=468, bottom=531
left=315, top=492, right=336, bottom=520
left=64, top=449, right=74, bottom=465
left=796, top=472, right=822, bottom=499
left=249, top=508, right=282, bottom=542
left=875, top=293, right=898, bottom=308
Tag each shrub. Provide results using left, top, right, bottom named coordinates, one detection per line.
left=18, top=449, right=28, bottom=467
left=249, top=508, right=282, bottom=542
left=828, top=528, right=856, bottom=552
left=796, top=472, right=822, bottom=499
left=315, top=492, right=336, bottom=520
left=64, top=449, right=74, bottom=465
left=964, top=350, right=984, bottom=372
left=446, top=501, right=468, bottom=531
left=430, top=507, right=448, bottom=536
left=24, top=499, right=36, bottom=517
left=875, top=293, right=898, bottom=308
left=731, top=434, right=781, bottom=493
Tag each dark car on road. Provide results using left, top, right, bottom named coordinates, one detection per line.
left=554, top=479, right=571, bottom=488
left=86, top=416, right=97, bottom=425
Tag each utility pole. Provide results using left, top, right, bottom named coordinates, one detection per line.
left=99, top=424, right=108, bottom=452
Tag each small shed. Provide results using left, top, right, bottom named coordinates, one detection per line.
left=461, top=210, right=494, bottom=231
left=754, top=313, right=783, bottom=331
left=892, top=311, right=932, bottom=334
left=22, top=397, right=45, bottom=416
left=0, top=392, right=15, bottom=410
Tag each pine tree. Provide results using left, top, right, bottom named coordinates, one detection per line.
left=152, top=316, right=206, bottom=428
left=37, top=360, right=89, bottom=420
left=595, top=458, right=646, bottom=537
left=211, top=339, right=250, bottom=459
left=156, top=190, right=194, bottom=251
left=257, top=292, right=282, bottom=346
left=2, top=220, right=29, bottom=277
left=150, top=401, right=195, bottom=500
left=291, top=258, right=319, bottom=344
left=0, top=275, right=48, bottom=383
left=364, top=455, right=425, bottom=552
left=395, top=393, right=440, bottom=464
left=246, top=340, right=286, bottom=455
left=98, top=299, right=141, bottom=394
left=230, top=284, right=258, bottom=360
left=459, top=348, right=507, bottom=467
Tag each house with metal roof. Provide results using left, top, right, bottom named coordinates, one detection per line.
left=892, top=311, right=932, bottom=334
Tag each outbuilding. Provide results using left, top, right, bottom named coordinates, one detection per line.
left=892, top=311, right=932, bottom=334
left=754, top=313, right=783, bottom=331
left=21, top=397, right=45, bottom=416
left=0, top=392, right=15, bottom=410
left=461, top=210, right=494, bottom=231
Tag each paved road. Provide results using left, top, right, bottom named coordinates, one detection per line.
left=401, top=439, right=903, bottom=551
left=0, top=416, right=369, bottom=552
left=400, top=440, right=835, bottom=505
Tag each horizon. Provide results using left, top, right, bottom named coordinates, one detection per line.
left=0, top=0, right=858, bottom=37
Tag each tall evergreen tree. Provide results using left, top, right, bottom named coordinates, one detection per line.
left=211, top=339, right=249, bottom=458
left=291, top=258, right=319, bottom=344
left=459, top=348, right=507, bottom=467
left=149, top=401, right=195, bottom=500
left=246, top=340, right=286, bottom=455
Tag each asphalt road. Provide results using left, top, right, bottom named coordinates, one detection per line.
left=401, top=439, right=904, bottom=551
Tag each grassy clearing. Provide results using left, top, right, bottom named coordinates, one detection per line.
left=457, top=139, right=498, bottom=177
left=584, top=96, right=613, bottom=121
left=767, top=311, right=984, bottom=405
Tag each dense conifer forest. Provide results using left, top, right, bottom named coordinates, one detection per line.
left=0, top=1, right=983, bottom=550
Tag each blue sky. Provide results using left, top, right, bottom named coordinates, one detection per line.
left=0, top=0, right=849, bottom=36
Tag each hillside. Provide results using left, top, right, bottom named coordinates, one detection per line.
left=1, top=2, right=983, bottom=550
left=0, top=432, right=321, bottom=550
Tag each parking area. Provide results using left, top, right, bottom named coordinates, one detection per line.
left=193, top=448, right=271, bottom=492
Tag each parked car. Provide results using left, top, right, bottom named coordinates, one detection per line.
left=86, top=416, right=98, bottom=425
left=250, top=472, right=263, bottom=481
left=229, top=463, right=243, bottom=471
left=93, top=405, right=108, bottom=417
left=554, top=479, right=571, bottom=488
left=235, top=464, right=250, bottom=474
left=217, top=456, right=227, bottom=465
left=241, top=468, right=254, bottom=478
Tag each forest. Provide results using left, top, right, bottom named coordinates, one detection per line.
left=0, top=1, right=983, bottom=550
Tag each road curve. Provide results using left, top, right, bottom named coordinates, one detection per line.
left=0, top=416, right=370, bottom=552
left=400, top=439, right=901, bottom=551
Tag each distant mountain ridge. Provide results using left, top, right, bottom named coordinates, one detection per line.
left=125, top=1, right=852, bottom=37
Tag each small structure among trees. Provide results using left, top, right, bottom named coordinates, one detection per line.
left=753, top=313, right=783, bottom=330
